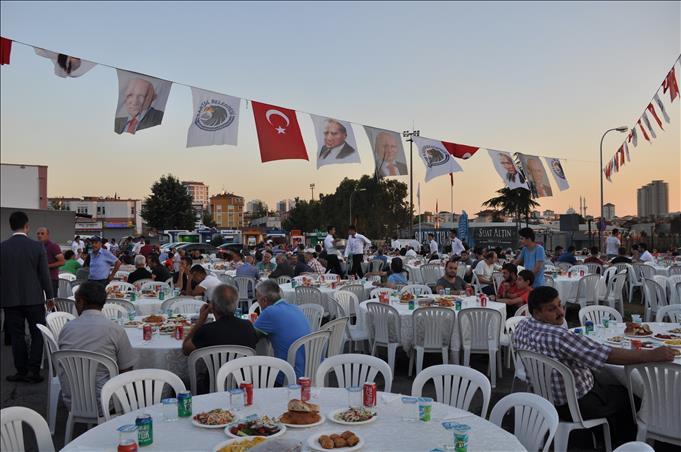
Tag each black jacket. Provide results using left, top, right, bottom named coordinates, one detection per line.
left=0, top=234, right=53, bottom=307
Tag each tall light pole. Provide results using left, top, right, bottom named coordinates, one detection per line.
left=402, top=129, right=420, bottom=238
left=599, top=126, right=628, bottom=248
left=349, top=186, right=366, bottom=227
left=309, top=183, right=315, bottom=201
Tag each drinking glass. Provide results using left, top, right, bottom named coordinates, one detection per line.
left=230, top=388, right=245, bottom=412
left=400, top=396, right=418, bottom=422
left=347, top=386, right=362, bottom=409
left=162, top=398, right=178, bottom=422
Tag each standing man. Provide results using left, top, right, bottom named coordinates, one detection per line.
left=344, top=225, right=371, bottom=278
left=71, top=235, right=82, bottom=254
left=87, top=236, right=121, bottom=286
left=1, top=211, right=55, bottom=383
left=323, top=225, right=343, bottom=276
left=428, top=233, right=439, bottom=261
left=514, top=227, right=545, bottom=288
left=450, top=230, right=465, bottom=256
left=36, top=227, right=65, bottom=298
left=605, top=229, right=620, bottom=259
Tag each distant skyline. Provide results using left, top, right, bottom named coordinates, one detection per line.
left=1, top=2, right=679, bottom=217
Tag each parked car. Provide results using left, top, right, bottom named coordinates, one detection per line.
left=176, top=243, right=217, bottom=257
left=217, top=243, right=246, bottom=259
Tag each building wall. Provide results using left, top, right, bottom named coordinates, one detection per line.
left=1, top=164, right=48, bottom=209
left=1, top=207, right=74, bottom=244
left=637, top=181, right=669, bottom=217
left=210, top=194, right=244, bottom=228
left=603, top=204, right=615, bottom=220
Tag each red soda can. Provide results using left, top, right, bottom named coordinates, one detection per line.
left=480, top=295, right=488, bottom=307
left=580, top=270, right=585, bottom=277
left=174, top=324, right=184, bottom=340
left=143, top=324, right=152, bottom=341
left=363, top=382, right=377, bottom=407
left=631, top=339, right=642, bottom=350
left=298, top=377, right=311, bottom=401
left=249, top=313, right=258, bottom=323
left=240, top=383, right=253, bottom=406
left=465, top=286, right=473, bottom=296
left=331, top=281, right=337, bottom=289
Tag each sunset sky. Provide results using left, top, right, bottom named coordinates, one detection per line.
left=1, top=2, right=679, bottom=217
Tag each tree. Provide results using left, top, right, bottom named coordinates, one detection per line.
left=202, top=211, right=217, bottom=228
left=141, top=174, right=195, bottom=231
left=482, top=187, right=540, bottom=227
left=252, top=201, right=269, bottom=219
left=50, top=199, right=68, bottom=211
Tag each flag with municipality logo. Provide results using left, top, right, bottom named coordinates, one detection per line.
left=187, top=87, right=241, bottom=147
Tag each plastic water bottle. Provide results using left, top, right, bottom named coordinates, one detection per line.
left=585, top=320, right=594, bottom=335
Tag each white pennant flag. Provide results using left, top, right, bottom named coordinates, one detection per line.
left=413, top=136, right=463, bottom=182
left=629, top=127, right=638, bottom=147
left=624, top=142, right=630, bottom=162
left=417, top=182, right=421, bottom=210
left=187, top=88, right=241, bottom=147
left=641, top=112, right=657, bottom=139
left=34, top=47, right=96, bottom=78
left=543, top=157, right=570, bottom=191
left=654, top=93, right=671, bottom=124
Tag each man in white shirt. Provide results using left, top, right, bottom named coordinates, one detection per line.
left=638, top=243, right=654, bottom=263
left=344, top=225, right=371, bottom=278
left=187, top=265, right=221, bottom=302
left=450, top=230, right=465, bottom=256
left=132, top=239, right=143, bottom=255
left=71, top=235, right=82, bottom=254
left=391, top=236, right=401, bottom=251
left=405, top=247, right=418, bottom=258
left=474, top=251, right=497, bottom=295
left=605, top=229, right=621, bottom=258
left=428, top=233, right=439, bottom=261
left=323, top=225, right=343, bottom=276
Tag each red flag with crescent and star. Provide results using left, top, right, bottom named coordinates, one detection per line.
left=0, top=37, right=12, bottom=65
left=251, top=101, right=308, bottom=162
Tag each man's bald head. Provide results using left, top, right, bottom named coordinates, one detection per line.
left=124, top=78, right=156, bottom=117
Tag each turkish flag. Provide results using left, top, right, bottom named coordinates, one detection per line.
left=251, top=101, right=308, bottom=162
left=0, top=37, right=12, bottom=65
left=662, top=67, right=679, bottom=102
left=441, top=141, right=480, bottom=159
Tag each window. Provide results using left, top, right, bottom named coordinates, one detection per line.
left=77, top=206, right=88, bottom=214
left=96, top=206, right=106, bottom=216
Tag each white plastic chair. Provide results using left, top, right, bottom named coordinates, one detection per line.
left=518, top=350, right=612, bottom=452
left=585, top=263, right=603, bottom=275
left=624, top=362, right=681, bottom=446
left=458, top=308, right=503, bottom=388
left=339, top=284, right=366, bottom=306
left=46, top=311, right=75, bottom=339
left=188, top=345, right=255, bottom=394
left=333, top=291, right=359, bottom=318
left=666, top=274, right=681, bottom=305
left=570, top=274, right=600, bottom=308
left=1, top=406, right=55, bottom=452
left=215, top=356, right=296, bottom=390
left=636, top=263, right=655, bottom=280
left=613, top=441, right=655, bottom=452
left=102, top=303, right=130, bottom=321
left=409, top=307, right=456, bottom=376
left=656, top=304, right=681, bottom=322
left=59, top=272, right=77, bottom=281
left=160, top=296, right=196, bottom=312
left=642, top=277, right=668, bottom=322
left=216, top=273, right=236, bottom=285
left=333, top=292, right=368, bottom=352
left=275, top=275, right=292, bottom=285
left=366, top=274, right=381, bottom=284
left=320, top=316, right=349, bottom=357
left=322, top=273, right=340, bottom=282
left=170, top=299, right=206, bottom=315
left=411, top=364, right=491, bottom=418
left=600, top=271, right=627, bottom=317
left=114, top=270, right=130, bottom=281
left=669, top=265, right=681, bottom=276
left=370, top=287, right=393, bottom=299
left=36, top=324, right=60, bottom=434
left=287, top=330, right=331, bottom=385
left=53, top=350, right=119, bottom=443
left=100, top=369, right=186, bottom=421
left=489, top=392, right=559, bottom=452
left=491, top=271, right=505, bottom=295
left=502, top=317, right=528, bottom=391
left=299, top=303, right=324, bottom=331
left=578, top=306, right=623, bottom=327
left=400, top=284, right=433, bottom=297
left=132, top=278, right=154, bottom=290
left=105, top=298, right=136, bottom=313
left=54, top=297, right=77, bottom=315
left=139, top=281, right=170, bottom=292
left=568, top=264, right=589, bottom=275
left=295, top=286, right=326, bottom=313
left=365, top=302, right=403, bottom=376
left=420, top=263, right=445, bottom=285
left=315, top=353, right=393, bottom=392
left=105, top=281, right=136, bottom=293
left=514, top=304, right=529, bottom=317
left=234, top=276, right=256, bottom=309
left=58, top=277, right=73, bottom=298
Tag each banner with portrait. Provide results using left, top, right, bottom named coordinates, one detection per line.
left=364, top=126, right=408, bottom=177
left=114, top=70, right=172, bottom=135
left=516, top=153, right=553, bottom=198
left=34, top=47, right=96, bottom=78
left=310, top=115, right=361, bottom=168
left=543, top=156, right=570, bottom=191
left=412, top=136, right=463, bottom=182
left=187, top=88, right=241, bottom=147
left=487, top=149, right=529, bottom=190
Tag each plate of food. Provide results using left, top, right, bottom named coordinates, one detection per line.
left=226, top=415, right=285, bottom=439
left=212, top=436, right=267, bottom=452
left=279, top=399, right=325, bottom=428
left=142, top=315, right=165, bottom=325
left=141, top=290, right=158, bottom=298
left=123, top=320, right=143, bottom=328
left=193, top=409, right=237, bottom=429
left=159, top=324, right=177, bottom=334
left=653, top=332, right=681, bottom=341
left=434, top=297, right=454, bottom=307
left=605, top=336, right=625, bottom=345
left=624, top=322, right=653, bottom=337
left=667, top=327, right=681, bottom=334
left=399, top=292, right=414, bottom=303
left=328, top=407, right=377, bottom=425
left=663, top=339, right=681, bottom=348
left=308, top=431, right=363, bottom=451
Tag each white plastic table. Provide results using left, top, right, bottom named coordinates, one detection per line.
left=61, top=387, right=526, bottom=452
left=552, top=275, right=580, bottom=303
left=124, top=319, right=189, bottom=380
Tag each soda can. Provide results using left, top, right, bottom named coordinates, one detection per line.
left=454, top=423, right=471, bottom=452
left=408, top=300, right=415, bottom=310
left=331, top=281, right=337, bottom=289
left=117, top=424, right=138, bottom=452
left=602, top=318, right=610, bottom=329
left=249, top=313, right=258, bottom=323
left=465, top=286, right=473, bottom=297
left=298, top=377, right=311, bottom=402
left=130, top=292, right=137, bottom=302
left=455, top=299, right=462, bottom=311
left=444, top=288, right=451, bottom=296
left=135, top=414, right=153, bottom=447
left=480, top=295, right=487, bottom=307
left=177, top=391, right=192, bottom=417
left=142, top=324, right=152, bottom=341
left=574, top=328, right=583, bottom=335
left=584, top=320, right=594, bottom=335
left=174, top=324, right=184, bottom=340
left=240, top=383, right=253, bottom=406
left=128, top=311, right=135, bottom=322
left=363, top=382, right=377, bottom=408
left=159, top=290, right=165, bottom=301
left=631, top=339, right=642, bottom=350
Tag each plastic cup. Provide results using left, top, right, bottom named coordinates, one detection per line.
left=230, top=388, right=245, bottom=411
left=418, top=397, right=433, bottom=422
left=162, top=398, right=178, bottom=422
left=400, top=396, right=419, bottom=422
left=347, top=386, right=362, bottom=409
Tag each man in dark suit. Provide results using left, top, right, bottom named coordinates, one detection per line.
left=114, top=77, right=164, bottom=134
left=317, top=119, right=359, bottom=167
left=1, top=211, right=55, bottom=383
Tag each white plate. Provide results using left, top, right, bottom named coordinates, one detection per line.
left=328, top=408, right=377, bottom=425
left=280, top=412, right=326, bottom=428
left=212, top=436, right=267, bottom=452
left=307, top=431, right=364, bottom=452
left=224, top=420, right=286, bottom=439
left=192, top=411, right=237, bottom=429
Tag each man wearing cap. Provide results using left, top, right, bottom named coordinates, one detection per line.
left=87, top=236, right=121, bottom=286
left=304, top=249, right=326, bottom=274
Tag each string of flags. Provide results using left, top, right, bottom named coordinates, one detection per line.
left=604, top=55, right=681, bottom=182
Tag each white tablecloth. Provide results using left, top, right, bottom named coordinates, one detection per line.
left=280, top=282, right=375, bottom=316
left=552, top=275, right=580, bottom=303
left=125, top=319, right=189, bottom=381
left=358, top=296, right=507, bottom=353
left=62, top=387, right=525, bottom=452
left=71, top=295, right=166, bottom=316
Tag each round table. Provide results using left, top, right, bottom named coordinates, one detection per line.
left=280, top=282, right=375, bottom=316
left=358, top=296, right=507, bottom=352
left=61, top=387, right=526, bottom=451
left=552, top=275, right=581, bottom=303
left=125, top=318, right=188, bottom=380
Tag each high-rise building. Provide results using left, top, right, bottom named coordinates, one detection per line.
left=210, top=193, right=244, bottom=228
left=276, top=199, right=296, bottom=214
left=182, top=181, right=209, bottom=209
left=603, top=203, right=616, bottom=220
left=246, top=199, right=268, bottom=214
left=637, top=180, right=668, bottom=218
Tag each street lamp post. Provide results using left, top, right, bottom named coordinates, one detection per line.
left=599, top=126, right=628, bottom=249
left=403, top=129, right=420, bottom=238
left=349, top=186, right=366, bottom=227
left=309, top=183, right=315, bottom=201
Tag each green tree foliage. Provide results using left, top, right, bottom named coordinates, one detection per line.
left=141, top=174, right=196, bottom=231
left=283, top=175, right=410, bottom=238
left=202, top=211, right=217, bottom=228
left=252, top=201, right=269, bottom=219
left=482, top=187, right=540, bottom=226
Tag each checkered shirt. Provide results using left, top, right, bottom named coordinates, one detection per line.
left=512, top=317, right=611, bottom=406
left=308, top=258, right=326, bottom=274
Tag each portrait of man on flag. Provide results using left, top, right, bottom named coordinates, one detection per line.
left=311, top=115, right=360, bottom=168
left=114, top=70, right=172, bottom=135
left=517, top=153, right=553, bottom=197
left=364, top=126, right=408, bottom=177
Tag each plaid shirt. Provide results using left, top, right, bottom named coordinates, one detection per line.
left=512, top=317, right=611, bottom=406
left=308, top=258, right=326, bottom=274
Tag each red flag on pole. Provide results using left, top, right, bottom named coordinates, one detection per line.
left=251, top=101, right=308, bottom=163
left=0, top=37, right=12, bottom=65
left=646, top=103, right=664, bottom=129
left=637, top=119, right=651, bottom=143
left=662, top=67, right=679, bottom=102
